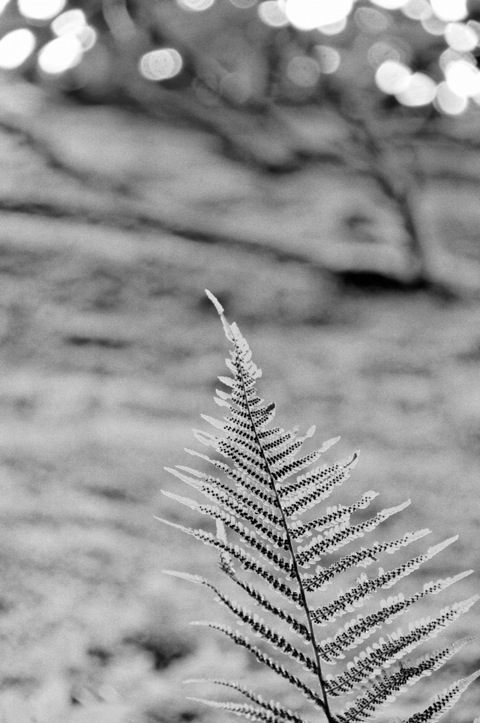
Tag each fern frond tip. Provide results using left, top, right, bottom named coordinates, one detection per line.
left=205, top=288, right=236, bottom=341
left=426, top=536, right=459, bottom=557
left=154, top=515, right=190, bottom=533
left=403, top=668, right=480, bottom=723
left=161, top=489, right=201, bottom=511
left=162, top=570, right=202, bottom=584
left=323, top=435, right=341, bottom=450
left=205, top=288, right=225, bottom=315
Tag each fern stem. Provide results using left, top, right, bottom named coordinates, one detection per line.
left=234, top=346, right=335, bottom=723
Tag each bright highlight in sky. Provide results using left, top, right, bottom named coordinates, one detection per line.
left=395, top=71, right=436, bottom=105
left=18, top=0, right=66, bottom=21
left=50, top=9, right=97, bottom=52
left=258, top=0, right=289, bottom=27
left=139, top=48, right=183, bottom=81
left=403, top=0, right=432, bottom=21
left=444, top=22, right=478, bottom=52
left=51, top=9, right=86, bottom=36
left=284, top=0, right=353, bottom=30
left=445, top=59, right=480, bottom=97
left=370, top=0, right=408, bottom=8
left=375, top=61, right=437, bottom=107
left=177, top=0, right=215, bottom=9
left=435, top=80, right=468, bottom=113
left=375, top=60, right=411, bottom=93
left=316, top=45, right=341, bottom=73
left=430, top=0, right=467, bottom=22
left=318, top=17, right=348, bottom=34
left=0, top=28, right=35, bottom=69
left=38, top=35, right=83, bottom=73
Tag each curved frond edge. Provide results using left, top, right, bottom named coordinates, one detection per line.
left=402, top=668, right=480, bottom=723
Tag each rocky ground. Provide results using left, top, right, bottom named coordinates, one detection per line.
left=0, top=77, right=479, bottom=723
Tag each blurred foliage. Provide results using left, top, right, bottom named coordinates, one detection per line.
left=2, top=0, right=480, bottom=124
left=2, top=0, right=480, bottom=291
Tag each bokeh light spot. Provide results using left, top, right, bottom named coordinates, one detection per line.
left=435, top=80, right=468, bottom=113
left=318, top=17, right=348, bottom=34
left=315, top=45, right=340, bottom=73
left=445, top=59, right=480, bottom=97
left=368, top=41, right=401, bottom=68
left=78, top=26, right=97, bottom=52
left=258, top=0, right=289, bottom=27
left=139, top=48, right=183, bottom=81
left=402, top=0, right=431, bottom=20
left=50, top=9, right=96, bottom=52
left=51, top=9, right=86, bottom=36
left=0, top=28, right=36, bottom=69
left=177, top=0, right=215, bottom=10
left=430, top=0, right=467, bottom=22
left=422, top=15, right=447, bottom=34
left=354, top=7, right=390, bottom=32
left=395, top=71, right=436, bottom=106
left=284, top=0, right=353, bottom=31
left=38, top=35, right=83, bottom=74
left=375, top=59, right=411, bottom=93
left=444, top=22, right=478, bottom=52
left=18, top=0, right=66, bottom=21
left=370, top=0, right=408, bottom=8
left=439, top=47, right=463, bottom=70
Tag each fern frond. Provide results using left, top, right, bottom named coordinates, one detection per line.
left=156, top=517, right=299, bottom=603
left=219, top=564, right=310, bottom=641
left=268, top=431, right=316, bottom=468
left=311, top=537, right=460, bottom=625
left=165, top=466, right=283, bottom=529
left=163, top=569, right=305, bottom=640
left=273, top=448, right=338, bottom=484
left=337, top=637, right=474, bottom=722
left=184, top=449, right=277, bottom=505
left=320, top=570, right=475, bottom=661
left=326, top=595, right=479, bottom=695
left=161, top=489, right=288, bottom=551
left=192, top=622, right=324, bottom=710
left=195, top=431, right=269, bottom=479
left=303, top=528, right=431, bottom=593
left=402, top=669, right=480, bottom=723
left=290, top=491, right=379, bottom=541
left=184, top=580, right=320, bottom=675
left=188, top=697, right=301, bottom=722
left=163, top=290, right=479, bottom=723
left=296, top=500, right=411, bottom=568
left=281, top=455, right=359, bottom=519
left=159, top=497, right=294, bottom=575
left=186, top=679, right=309, bottom=723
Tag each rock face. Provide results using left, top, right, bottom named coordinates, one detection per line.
left=0, top=78, right=479, bottom=722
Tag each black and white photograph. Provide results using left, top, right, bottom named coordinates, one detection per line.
left=0, top=1, right=479, bottom=721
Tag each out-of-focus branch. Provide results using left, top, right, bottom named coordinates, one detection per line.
left=98, top=0, right=303, bottom=170
left=0, top=197, right=331, bottom=270
left=0, top=115, right=134, bottom=196
left=325, top=88, right=458, bottom=295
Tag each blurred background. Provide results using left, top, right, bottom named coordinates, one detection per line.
left=0, top=0, right=480, bottom=721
